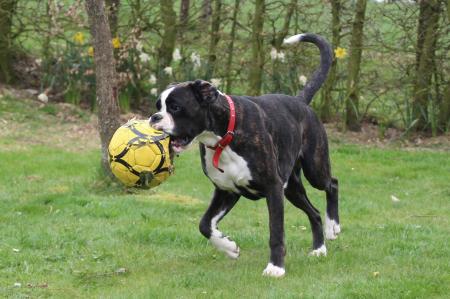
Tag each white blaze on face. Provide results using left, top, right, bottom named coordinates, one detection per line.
left=153, top=86, right=175, bottom=133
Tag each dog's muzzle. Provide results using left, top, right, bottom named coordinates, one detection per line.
left=150, top=113, right=163, bottom=124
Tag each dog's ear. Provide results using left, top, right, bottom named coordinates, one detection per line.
left=190, top=79, right=219, bottom=105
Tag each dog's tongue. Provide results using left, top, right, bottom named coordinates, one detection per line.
left=170, top=138, right=186, bottom=153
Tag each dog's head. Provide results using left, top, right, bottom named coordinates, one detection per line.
left=149, top=80, right=220, bottom=153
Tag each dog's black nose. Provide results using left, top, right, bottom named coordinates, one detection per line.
left=150, top=113, right=163, bottom=123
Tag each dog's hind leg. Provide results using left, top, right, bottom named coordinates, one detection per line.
left=301, top=150, right=340, bottom=240
left=199, top=188, right=240, bottom=259
left=324, top=177, right=340, bottom=240
left=284, top=171, right=326, bottom=256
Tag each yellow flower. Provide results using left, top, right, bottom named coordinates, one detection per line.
left=112, top=37, right=121, bottom=49
left=88, top=46, right=94, bottom=57
left=73, top=32, right=85, bottom=45
left=334, top=47, right=347, bottom=59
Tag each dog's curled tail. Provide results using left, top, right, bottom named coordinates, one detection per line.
left=283, top=33, right=332, bottom=105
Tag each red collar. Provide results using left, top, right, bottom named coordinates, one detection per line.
left=206, top=94, right=236, bottom=173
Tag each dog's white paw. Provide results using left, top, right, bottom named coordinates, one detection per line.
left=262, top=263, right=285, bottom=278
left=309, top=244, right=327, bottom=257
left=325, top=216, right=341, bottom=240
left=210, top=235, right=240, bottom=259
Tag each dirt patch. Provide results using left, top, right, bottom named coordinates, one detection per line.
left=325, top=122, right=450, bottom=152
left=1, top=85, right=448, bottom=152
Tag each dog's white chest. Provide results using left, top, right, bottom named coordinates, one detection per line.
left=196, top=131, right=253, bottom=193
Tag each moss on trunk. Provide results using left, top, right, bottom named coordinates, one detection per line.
left=0, top=0, right=17, bottom=83
left=345, top=0, right=367, bottom=131
left=248, top=0, right=265, bottom=96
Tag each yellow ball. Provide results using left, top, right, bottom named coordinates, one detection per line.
left=108, top=119, right=173, bottom=188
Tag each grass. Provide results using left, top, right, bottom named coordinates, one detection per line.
left=0, top=95, right=449, bottom=298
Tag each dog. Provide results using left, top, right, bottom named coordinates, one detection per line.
left=150, top=33, right=340, bottom=277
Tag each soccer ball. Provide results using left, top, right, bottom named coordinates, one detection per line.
left=108, top=119, right=174, bottom=188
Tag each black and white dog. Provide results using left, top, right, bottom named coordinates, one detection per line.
left=150, top=33, right=340, bottom=277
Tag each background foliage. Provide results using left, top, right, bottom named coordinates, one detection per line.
left=1, top=0, right=449, bottom=133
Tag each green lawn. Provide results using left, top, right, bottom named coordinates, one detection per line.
left=0, top=98, right=449, bottom=298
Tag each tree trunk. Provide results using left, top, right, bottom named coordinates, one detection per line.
left=201, top=0, right=212, bottom=24
left=105, top=0, right=121, bottom=37
left=157, top=0, right=176, bottom=92
left=320, top=0, right=341, bottom=122
left=205, top=0, right=222, bottom=79
left=273, top=0, right=296, bottom=49
left=0, top=0, right=17, bottom=83
left=271, top=0, right=296, bottom=93
left=225, top=0, right=240, bottom=93
left=345, top=0, right=367, bottom=131
left=85, top=0, right=121, bottom=174
left=439, top=83, right=450, bottom=131
left=177, top=0, right=190, bottom=41
left=447, top=0, right=450, bottom=21
left=179, top=0, right=190, bottom=28
left=412, top=0, right=441, bottom=131
left=248, top=0, right=265, bottom=96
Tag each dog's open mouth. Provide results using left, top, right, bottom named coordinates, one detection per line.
left=170, top=135, right=193, bottom=153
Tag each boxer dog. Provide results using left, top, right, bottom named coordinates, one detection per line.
left=150, top=33, right=340, bottom=277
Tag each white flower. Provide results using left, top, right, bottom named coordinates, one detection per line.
left=14, top=282, right=21, bottom=288
left=151, top=88, right=158, bottom=96
left=35, top=58, right=42, bottom=66
left=270, top=48, right=285, bottom=62
left=210, top=78, right=221, bottom=87
left=149, top=74, right=157, bottom=84
left=277, top=51, right=285, bottom=62
left=163, top=66, right=173, bottom=76
left=136, top=41, right=143, bottom=52
left=37, top=93, right=48, bottom=103
left=190, top=52, right=201, bottom=69
left=173, top=48, right=182, bottom=61
left=139, top=52, right=150, bottom=63
left=299, top=75, right=307, bottom=85
left=270, top=48, right=278, bottom=60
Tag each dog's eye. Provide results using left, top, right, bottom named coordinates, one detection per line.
left=169, top=103, right=181, bottom=113
left=156, top=99, right=161, bottom=110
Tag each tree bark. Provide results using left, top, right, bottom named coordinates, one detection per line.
left=177, top=0, right=190, bottom=41
left=273, top=0, right=296, bottom=49
left=225, top=0, right=240, bottom=93
left=439, top=83, right=450, bottom=131
left=179, top=0, right=190, bottom=28
left=271, top=0, right=296, bottom=93
left=201, top=0, right=212, bottom=24
left=105, top=0, right=121, bottom=37
left=412, top=0, right=441, bottom=131
left=345, top=0, right=367, bottom=131
left=447, top=0, right=450, bottom=21
left=320, top=0, right=341, bottom=122
left=0, top=0, right=17, bottom=83
left=157, top=0, right=176, bottom=92
left=248, top=0, right=265, bottom=96
left=205, top=0, right=222, bottom=79
left=85, top=0, right=121, bottom=174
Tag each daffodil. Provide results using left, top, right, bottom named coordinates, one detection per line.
left=88, top=46, right=94, bottom=57
left=73, top=32, right=85, bottom=44
left=334, top=47, right=347, bottom=59
left=112, top=37, right=121, bottom=49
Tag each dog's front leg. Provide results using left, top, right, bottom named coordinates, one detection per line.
left=263, top=186, right=286, bottom=277
left=199, top=188, right=240, bottom=259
